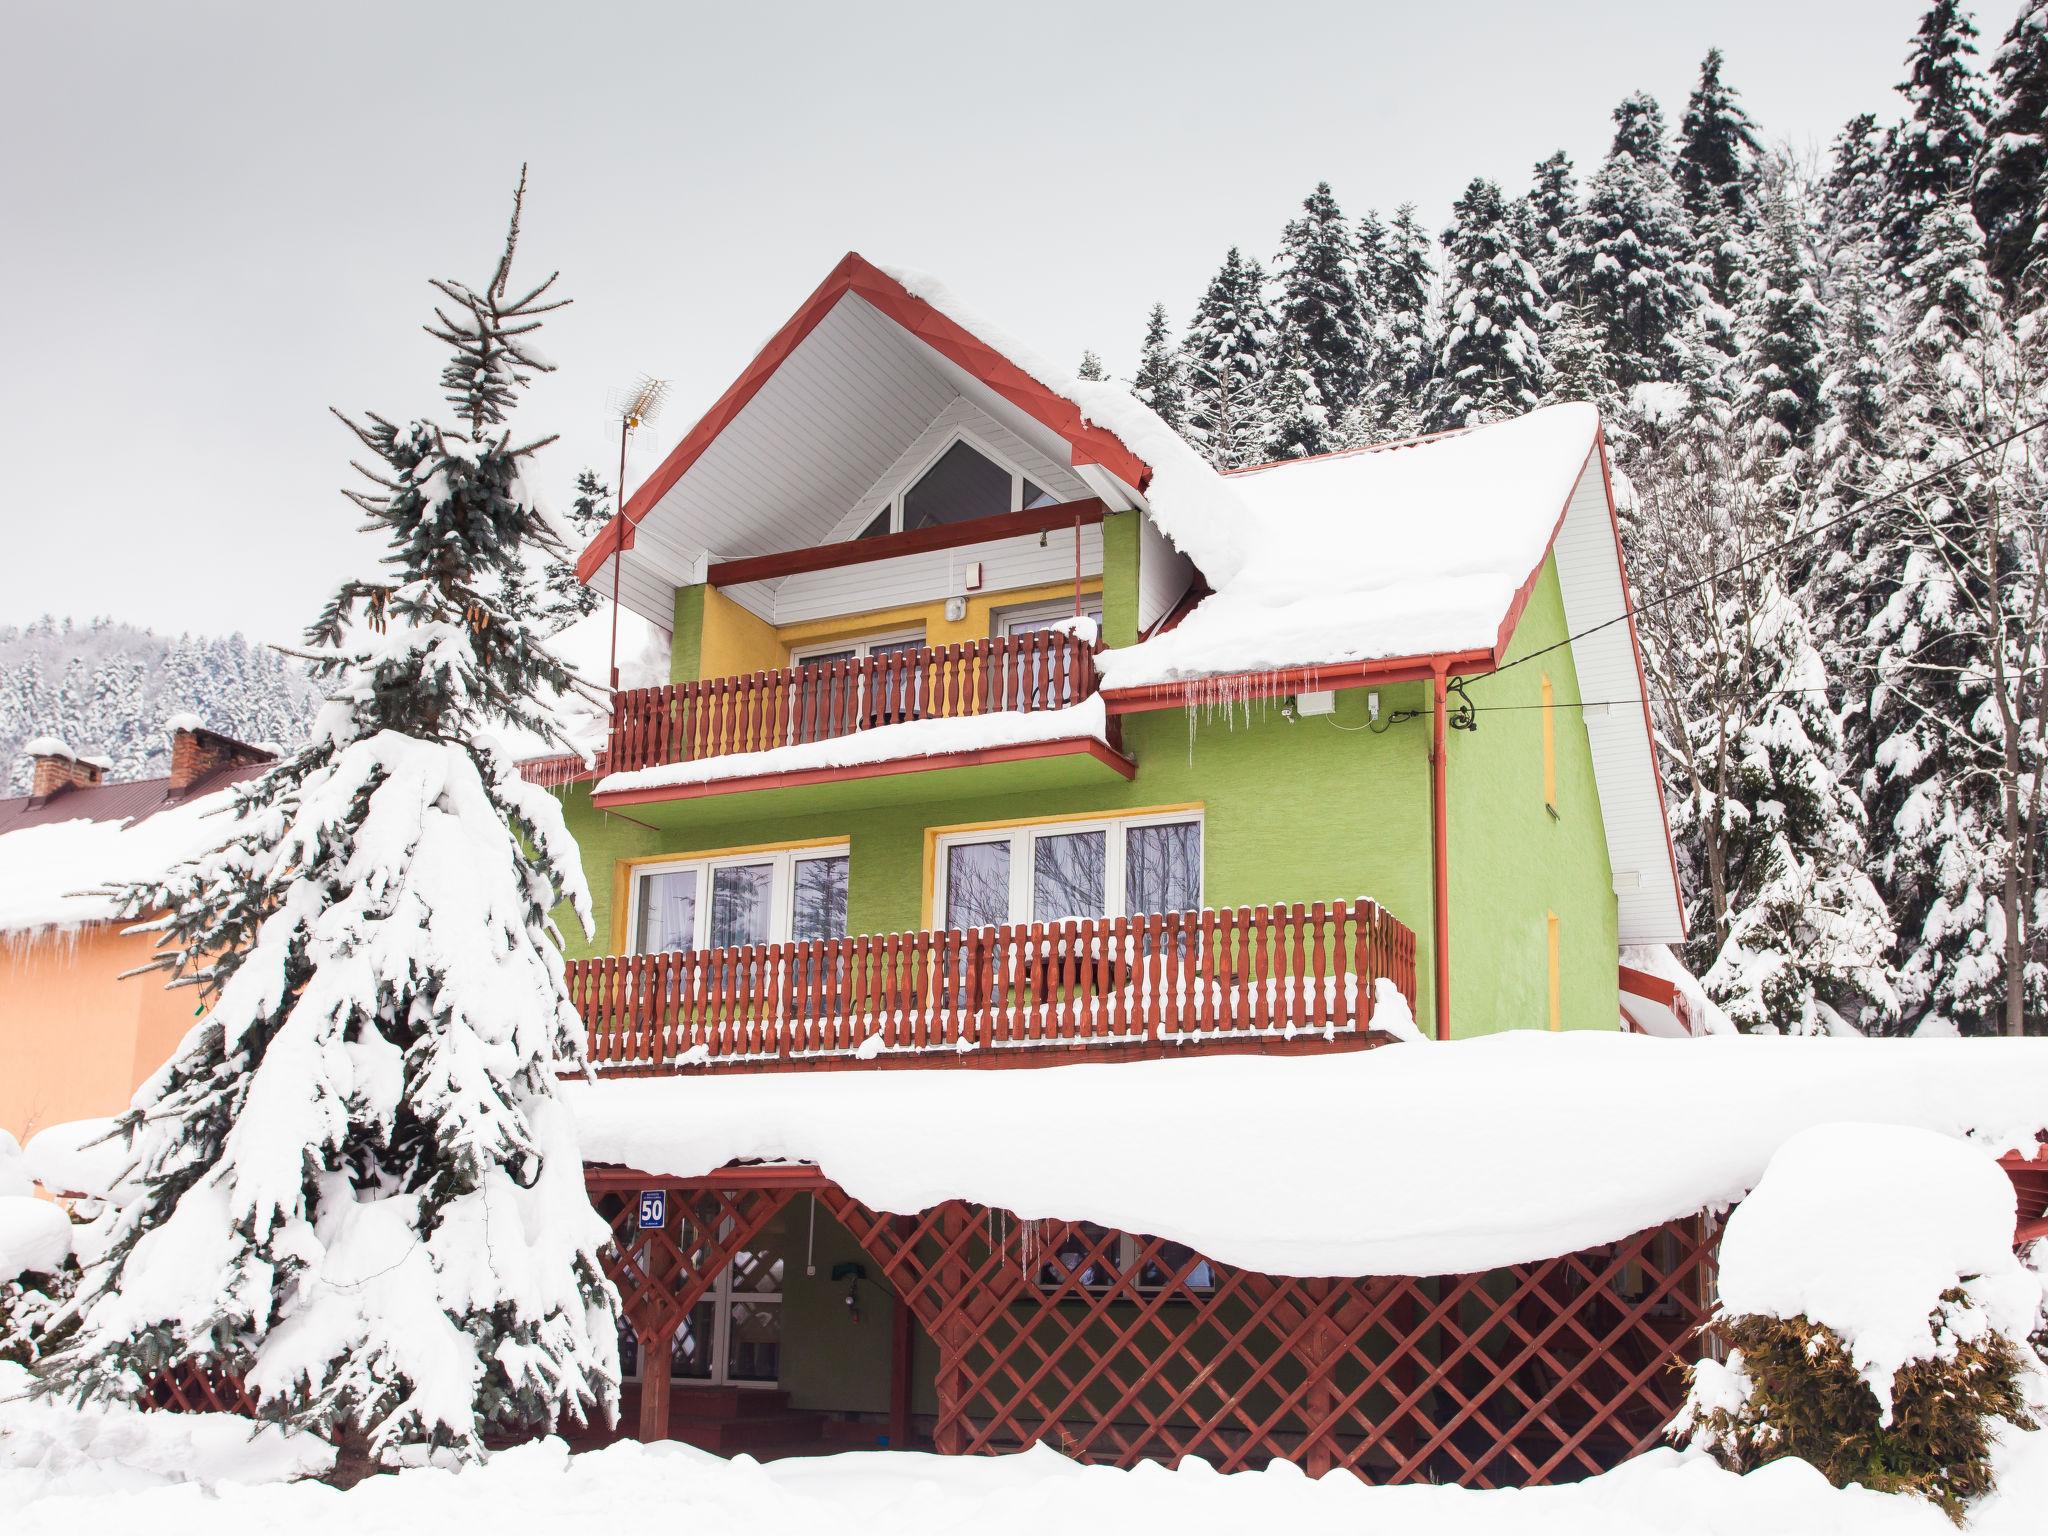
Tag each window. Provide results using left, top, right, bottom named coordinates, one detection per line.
left=627, top=845, right=850, bottom=954
left=934, top=812, right=1202, bottom=930
left=996, top=599, right=1105, bottom=707
left=617, top=1208, right=788, bottom=1385
left=1036, top=1223, right=1216, bottom=1296
left=853, top=432, right=1065, bottom=540
left=790, top=632, right=928, bottom=733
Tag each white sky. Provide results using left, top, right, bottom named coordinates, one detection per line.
left=0, top=1, right=2025, bottom=646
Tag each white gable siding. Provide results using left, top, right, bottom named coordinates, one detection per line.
left=770, top=528, right=1104, bottom=626
left=1550, top=457, right=1686, bottom=945
left=1137, top=512, right=1195, bottom=634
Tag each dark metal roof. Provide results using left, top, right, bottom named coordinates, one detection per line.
left=0, top=761, right=270, bottom=838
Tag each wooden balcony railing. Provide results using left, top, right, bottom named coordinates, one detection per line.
left=606, top=630, right=1098, bottom=775
left=567, top=901, right=1418, bottom=1071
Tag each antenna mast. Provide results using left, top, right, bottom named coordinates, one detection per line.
left=604, top=375, right=670, bottom=694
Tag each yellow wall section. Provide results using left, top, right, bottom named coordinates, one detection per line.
left=1, top=923, right=200, bottom=1143
left=694, top=578, right=1107, bottom=683
left=698, top=586, right=787, bottom=678
left=775, top=579, right=1102, bottom=654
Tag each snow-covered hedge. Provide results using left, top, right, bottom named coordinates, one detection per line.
left=1676, top=1124, right=2045, bottom=1521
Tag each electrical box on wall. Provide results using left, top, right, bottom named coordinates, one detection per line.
left=962, top=560, right=983, bottom=591
left=944, top=596, right=968, bottom=622
left=1294, top=690, right=1336, bottom=717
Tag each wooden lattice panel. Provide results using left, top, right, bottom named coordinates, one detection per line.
left=592, top=1184, right=796, bottom=1353
left=147, top=1360, right=255, bottom=1415
left=815, top=1189, right=1713, bottom=1487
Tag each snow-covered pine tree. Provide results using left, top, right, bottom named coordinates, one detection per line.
left=1427, top=178, right=1549, bottom=431
left=1526, top=151, right=1578, bottom=307
left=36, top=170, right=620, bottom=1466
left=1263, top=319, right=1329, bottom=460
left=528, top=469, right=612, bottom=634
left=1182, top=247, right=1277, bottom=468
left=1865, top=198, right=2044, bottom=1035
left=1076, top=350, right=1107, bottom=380
left=1273, top=182, right=1369, bottom=431
left=1675, top=48, right=1763, bottom=312
left=1883, top=0, right=1989, bottom=279
left=1973, top=0, right=2048, bottom=297
left=1131, top=304, right=1186, bottom=430
left=1572, top=92, right=1703, bottom=389
left=1735, top=181, right=1826, bottom=503
left=1542, top=301, right=1622, bottom=419
left=1371, top=204, right=1438, bottom=435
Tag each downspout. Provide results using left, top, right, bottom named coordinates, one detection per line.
left=1430, top=662, right=1452, bottom=1042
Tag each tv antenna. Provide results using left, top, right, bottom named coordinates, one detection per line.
left=603, top=375, right=670, bottom=692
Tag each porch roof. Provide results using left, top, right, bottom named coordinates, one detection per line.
left=563, top=1031, right=2048, bottom=1280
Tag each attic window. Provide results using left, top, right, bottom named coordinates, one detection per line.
left=904, top=441, right=1011, bottom=530
left=853, top=432, right=1066, bottom=541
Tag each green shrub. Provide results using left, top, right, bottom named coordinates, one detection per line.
left=1680, top=1293, right=2038, bottom=1523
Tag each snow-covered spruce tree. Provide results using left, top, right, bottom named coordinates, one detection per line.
left=1263, top=320, right=1329, bottom=461
left=1272, top=182, right=1368, bottom=440
left=1131, top=304, right=1186, bottom=431
left=1734, top=181, right=1826, bottom=503
left=1525, top=151, right=1578, bottom=310
left=1075, top=349, right=1107, bottom=381
left=1571, top=92, right=1704, bottom=389
left=1883, top=0, right=1989, bottom=280
left=1426, top=178, right=1549, bottom=431
left=1866, top=199, right=2048, bottom=1036
left=1629, top=393, right=1894, bottom=1032
left=1675, top=47, right=1763, bottom=318
left=1974, top=0, right=2048, bottom=298
left=34, top=172, right=620, bottom=1468
left=528, top=468, right=611, bottom=634
left=1182, top=246, right=1276, bottom=468
left=1542, top=301, right=1623, bottom=422
left=1349, top=204, right=1436, bottom=438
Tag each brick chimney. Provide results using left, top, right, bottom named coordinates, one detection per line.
left=25, top=736, right=104, bottom=796
left=167, top=717, right=275, bottom=793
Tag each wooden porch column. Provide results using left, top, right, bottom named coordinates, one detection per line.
left=888, top=1215, right=915, bottom=1448
left=932, top=1206, right=972, bottom=1455
left=1300, top=1278, right=1338, bottom=1477
left=636, top=1323, right=676, bottom=1442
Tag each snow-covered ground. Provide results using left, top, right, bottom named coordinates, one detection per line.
left=3, top=1376, right=2046, bottom=1536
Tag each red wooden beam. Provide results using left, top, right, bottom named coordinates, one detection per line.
left=708, top=499, right=1106, bottom=586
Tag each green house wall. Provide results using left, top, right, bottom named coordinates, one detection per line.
left=553, top=551, right=1619, bottom=1038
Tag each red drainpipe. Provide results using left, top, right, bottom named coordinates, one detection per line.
left=1430, top=662, right=1452, bottom=1042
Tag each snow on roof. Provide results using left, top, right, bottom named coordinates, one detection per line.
left=0, top=1196, right=73, bottom=1281
left=567, top=1032, right=2048, bottom=1279
left=594, top=697, right=1111, bottom=797
left=1712, top=1123, right=2042, bottom=1420
left=1097, top=408, right=1600, bottom=690
left=0, top=784, right=245, bottom=935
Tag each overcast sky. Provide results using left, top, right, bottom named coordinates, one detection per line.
left=0, top=1, right=2026, bottom=646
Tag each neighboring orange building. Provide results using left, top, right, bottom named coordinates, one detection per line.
left=0, top=724, right=272, bottom=1141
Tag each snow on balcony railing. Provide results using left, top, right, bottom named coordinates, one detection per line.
left=565, top=900, right=1418, bottom=1071
left=605, top=630, right=1098, bottom=773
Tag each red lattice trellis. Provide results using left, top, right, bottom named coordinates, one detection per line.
left=802, top=1182, right=1713, bottom=1486
left=148, top=1360, right=255, bottom=1415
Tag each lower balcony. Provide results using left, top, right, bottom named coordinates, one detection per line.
left=566, top=900, right=1418, bottom=1072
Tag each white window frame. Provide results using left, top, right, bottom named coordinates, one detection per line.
left=787, top=627, right=927, bottom=666
left=619, top=1223, right=786, bottom=1388
left=624, top=844, right=851, bottom=955
left=857, top=426, right=1057, bottom=540
left=933, top=810, right=1204, bottom=930
left=994, top=597, right=1104, bottom=640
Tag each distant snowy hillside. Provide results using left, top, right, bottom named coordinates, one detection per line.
left=0, top=617, right=320, bottom=793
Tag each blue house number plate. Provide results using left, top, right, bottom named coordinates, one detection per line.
left=637, top=1189, right=667, bottom=1230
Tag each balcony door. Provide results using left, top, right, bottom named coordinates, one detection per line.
left=997, top=599, right=1103, bottom=708
left=789, top=631, right=925, bottom=740
left=629, top=846, right=850, bottom=956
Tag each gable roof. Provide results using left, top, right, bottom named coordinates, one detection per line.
left=580, top=256, right=1681, bottom=943
left=0, top=762, right=266, bottom=935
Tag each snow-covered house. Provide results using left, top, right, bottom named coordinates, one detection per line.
left=0, top=723, right=272, bottom=1140
left=518, top=254, right=1773, bottom=1474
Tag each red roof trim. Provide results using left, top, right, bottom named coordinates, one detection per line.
left=590, top=735, right=1137, bottom=809
left=575, top=253, right=1154, bottom=584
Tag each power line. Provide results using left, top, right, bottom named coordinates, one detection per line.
left=1472, top=413, right=2048, bottom=687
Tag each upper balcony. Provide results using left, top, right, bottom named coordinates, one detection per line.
left=592, top=627, right=1132, bottom=826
